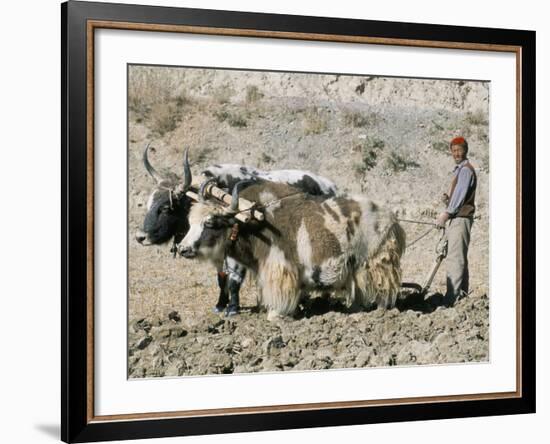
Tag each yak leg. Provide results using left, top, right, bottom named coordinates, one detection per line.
left=214, top=264, right=229, bottom=313
left=224, top=258, right=246, bottom=316
left=353, top=266, right=377, bottom=310
left=214, top=269, right=229, bottom=313
left=259, top=260, right=300, bottom=321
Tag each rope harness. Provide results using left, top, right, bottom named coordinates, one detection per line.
left=397, top=218, right=448, bottom=258
left=397, top=218, right=443, bottom=250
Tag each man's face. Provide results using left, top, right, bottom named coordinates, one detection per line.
left=451, top=144, right=467, bottom=164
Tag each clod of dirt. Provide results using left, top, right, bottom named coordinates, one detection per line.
left=132, top=319, right=152, bottom=334
left=168, top=311, right=181, bottom=322
left=136, top=335, right=152, bottom=350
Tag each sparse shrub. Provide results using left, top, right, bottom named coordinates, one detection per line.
left=245, top=85, right=263, bottom=104
left=385, top=151, right=420, bottom=172
left=227, top=114, right=247, bottom=128
left=128, top=66, right=192, bottom=125
left=261, top=152, right=274, bottom=164
left=175, top=94, right=191, bottom=108
left=344, top=111, right=377, bottom=128
left=464, top=109, right=488, bottom=126
left=213, top=85, right=234, bottom=104
left=214, top=110, right=230, bottom=122
left=354, top=136, right=385, bottom=173
left=431, top=141, right=449, bottom=153
left=195, top=147, right=214, bottom=164
left=355, top=149, right=378, bottom=173
left=214, top=109, right=247, bottom=128
left=303, top=107, right=327, bottom=135
left=362, top=149, right=378, bottom=170
left=365, top=136, right=385, bottom=151
left=149, top=102, right=181, bottom=136
left=431, top=120, right=444, bottom=131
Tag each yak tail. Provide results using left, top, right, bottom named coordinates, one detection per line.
left=355, top=220, right=406, bottom=309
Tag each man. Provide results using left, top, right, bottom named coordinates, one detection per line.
left=435, top=136, right=477, bottom=307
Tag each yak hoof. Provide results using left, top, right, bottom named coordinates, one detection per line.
left=267, top=310, right=284, bottom=322
left=225, top=305, right=239, bottom=317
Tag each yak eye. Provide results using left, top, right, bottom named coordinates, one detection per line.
left=159, top=205, right=171, bottom=214
left=204, top=216, right=217, bottom=228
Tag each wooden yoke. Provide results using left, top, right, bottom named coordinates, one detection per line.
left=186, top=177, right=265, bottom=223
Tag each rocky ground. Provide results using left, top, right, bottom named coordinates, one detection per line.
left=127, top=66, right=490, bottom=378
left=128, top=293, right=489, bottom=377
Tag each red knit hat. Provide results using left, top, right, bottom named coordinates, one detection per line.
left=450, top=136, right=468, bottom=152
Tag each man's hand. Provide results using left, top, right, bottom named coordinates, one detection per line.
left=436, top=211, right=450, bottom=228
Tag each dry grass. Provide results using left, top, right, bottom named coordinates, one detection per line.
left=464, top=109, right=489, bottom=126
left=129, top=66, right=192, bottom=136
left=212, top=85, right=235, bottom=104
left=261, top=152, right=275, bottom=164
left=431, top=141, right=449, bottom=153
left=128, top=241, right=259, bottom=320
left=303, top=107, right=328, bottom=135
left=343, top=110, right=377, bottom=128
left=246, top=85, right=263, bottom=104
left=354, top=136, right=385, bottom=173
left=385, top=151, right=420, bottom=172
left=129, top=66, right=190, bottom=113
left=214, top=109, right=248, bottom=128
left=149, top=102, right=181, bottom=136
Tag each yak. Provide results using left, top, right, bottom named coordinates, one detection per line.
left=178, top=175, right=406, bottom=321
left=135, top=144, right=338, bottom=315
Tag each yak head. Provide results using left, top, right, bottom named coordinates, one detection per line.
left=177, top=180, right=253, bottom=260
left=135, top=144, right=193, bottom=246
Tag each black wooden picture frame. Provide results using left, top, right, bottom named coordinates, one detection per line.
left=61, top=1, right=536, bottom=442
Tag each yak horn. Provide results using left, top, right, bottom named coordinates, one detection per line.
left=228, top=179, right=254, bottom=213
left=174, top=147, right=193, bottom=196
left=143, top=143, right=163, bottom=183
left=182, top=147, right=192, bottom=192
left=199, top=178, right=217, bottom=202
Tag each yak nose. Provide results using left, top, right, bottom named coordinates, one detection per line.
left=135, top=230, right=147, bottom=244
left=178, top=245, right=196, bottom=258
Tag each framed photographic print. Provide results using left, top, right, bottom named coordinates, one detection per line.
left=61, top=0, right=535, bottom=442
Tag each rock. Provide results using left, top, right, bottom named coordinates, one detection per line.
left=132, top=319, right=152, bottom=334
left=262, top=336, right=285, bottom=354
left=207, top=319, right=225, bottom=334
left=397, top=340, right=436, bottom=365
left=262, top=358, right=283, bottom=372
left=233, top=365, right=250, bottom=374
left=315, top=347, right=335, bottom=363
left=136, top=335, right=152, bottom=350
left=354, top=349, right=373, bottom=367
left=433, top=332, right=457, bottom=352
left=294, top=354, right=316, bottom=370
left=170, top=327, right=187, bottom=338
left=168, top=311, right=181, bottom=322
left=164, top=363, right=184, bottom=377
left=241, top=337, right=254, bottom=348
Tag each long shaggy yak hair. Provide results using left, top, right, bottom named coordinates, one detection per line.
left=354, top=220, right=407, bottom=310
